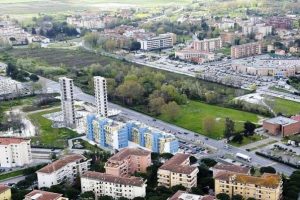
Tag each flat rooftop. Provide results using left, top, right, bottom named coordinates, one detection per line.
left=265, top=116, right=298, bottom=125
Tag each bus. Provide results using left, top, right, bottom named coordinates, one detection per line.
left=236, top=153, right=251, bottom=162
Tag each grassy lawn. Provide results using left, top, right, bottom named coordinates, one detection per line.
left=0, top=169, right=24, bottom=181
left=229, top=134, right=265, bottom=147
left=265, top=96, right=300, bottom=116
left=28, top=108, right=78, bottom=148
left=159, top=100, right=261, bottom=139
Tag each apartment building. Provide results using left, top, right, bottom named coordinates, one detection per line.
left=211, top=163, right=250, bottom=178
left=231, top=42, right=262, bottom=59
left=59, top=77, right=76, bottom=128
left=94, top=76, right=108, bottom=117
left=67, top=15, right=105, bottom=29
left=215, top=173, right=282, bottom=200
left=192, top=37, right=222, bottom=52
left=0, top=137, right=32, bottom=168
left=267, top=17, right=292, bottom=30
left=24, top=190, right=68, bottom=200
left=168, top=190, right=215, bottom=200
left=0, top=20, right=29, bottom=45
left=0, top=76, right=23, bottom=97
left=86, top=115, right=128, bottom=149
left=37, top=154, right=91, bottom=188
left=81, top=171, right=146, bottom=199
left=86, top=115, right=178, bottom=153
left=157, top=153, right=199, bottom=189
left=0, top=185, right=11, bottom=200
left=105, top=148, right=151, bottom=177
left=139, top=33, right=175, bottom=51
left=175, top=49, right=215, bottom=63
left=127, top=121, right=179, bottom=154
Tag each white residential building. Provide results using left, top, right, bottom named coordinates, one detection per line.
left=94, top=76, right=108, bottom=117
left=59, top=77, right=76, bottom=128
left=37, top=154, right=91, bottom=188
left=81, top=171, right=146, bottom=199
left=0, top=137, right=32, bottom=168
left=139, top=33, right=175, bottom=51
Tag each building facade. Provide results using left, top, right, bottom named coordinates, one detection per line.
left=157, top=153, right=199, bottom=189
left=81, top=171, right=146, bottom=199
left=59, top=77, right=76, bottom=128
left=86, top=115, right=179, bottom=153
left=263, top=116, right=300, bottom=137
left=215, top=173, right=282, bottom=200
left=94, top=76, right=108, bottom=117
left=24, top=190, right=68, bottom=200
left=0, top=185, right=11, bottom=200
left=192, top=37, right=222, bottom=52
left=0, top=137, right=32, bottom=168
left=105, top=148, right=151, bottom=177
left=175, top=49, right=215, bottom=63
left=37, top=154, right=91, bottom=188
left=231, top=42, right=262, bottom=59
left=139, top=33, right=175, bottom=51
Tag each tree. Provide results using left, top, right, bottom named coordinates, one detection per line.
left=29, top=73, right=39, bottom=82
left=80, top=191, right=95, bottom=199
left=99, top=196, right=114, bottom=200
left=203, top=116, right=216, bottom=135
left=247, top=198, right=256, bottom=200
left=161, top=101, right=181, bottom=121
left=232, top=194, right=243, bottom=200
left=171, top=185, right=186, bottom=193
left=260, top=166, right=276, bottom=174
left=201, top=158, right=217, bottom=167
left=216, top=193, right=230, bottom=200
left=149, top=96, right=166, bottom=115
left=130, top=41, right=141, bottom=51
left=244, top=121, right=256, bottom=136
left=232, top=133, right=243, bottom=144
left=160, top=153, right=173, bottom=160
left=224, top=118, right=235, bottom=139
left=189, top=156, right=197, bottom=164
left=116, top=80, right=144, bottom=105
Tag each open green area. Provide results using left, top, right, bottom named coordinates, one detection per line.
left=0, top=169, right=24, bottom=181
left=229, top=134, right=265, bottom=147
left=265, top=96, right=300, bottom=116
left=28, top=108, right=78, bottom=148
left=158, top=100, right=260, bottom=139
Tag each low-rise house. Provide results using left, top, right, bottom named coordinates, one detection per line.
left=0, top=185, right=11, bottom=200
left=157, top=153, right=199, bottom=189
left=24, top=190, right=68, bottom=200
left=37, top=154, right=91, bottom=188
left=263, top=116, right=300, bottom=137
left=105, top=148, right=151, bottom=177
left=215, top=173, right=282, bottom=200
left=81, top=171, right=146, bottom=199
left=0, top=137, right=32, bottom=168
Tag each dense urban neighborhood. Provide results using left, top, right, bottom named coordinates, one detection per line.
left=1, top=0, right=300, bottom=200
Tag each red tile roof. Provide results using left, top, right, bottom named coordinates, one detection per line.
left=0, top=137, right=29, bottom=145
left=159, top=153, right=197, bottom=174
left=25, top=190, right=63, bottom=200
left=0, top=184, right=10, bottom=194
left=82, top=171, right=145, bottom=187
left=212, top=164, right=250, bottom=174
left=108, top=148, right=151, bottom=162
left=37, top=154, right=86, bottom=174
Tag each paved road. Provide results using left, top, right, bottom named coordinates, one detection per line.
left=0, top=175, right=26, bottom=184
left=39, top=77, right=296, bottom=176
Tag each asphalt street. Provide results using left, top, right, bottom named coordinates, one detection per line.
left=40, top=76, right=296, bottom=176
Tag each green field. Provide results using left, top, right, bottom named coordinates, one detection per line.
left=265, top=96, right=300, bottom=116
left=0, top=169, right=24, bottom=181
left=158, top=100, right=261, bottom=139
left=229, top=134, right=265, bottom=147
left=28, top=108, right=78, bottom=148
